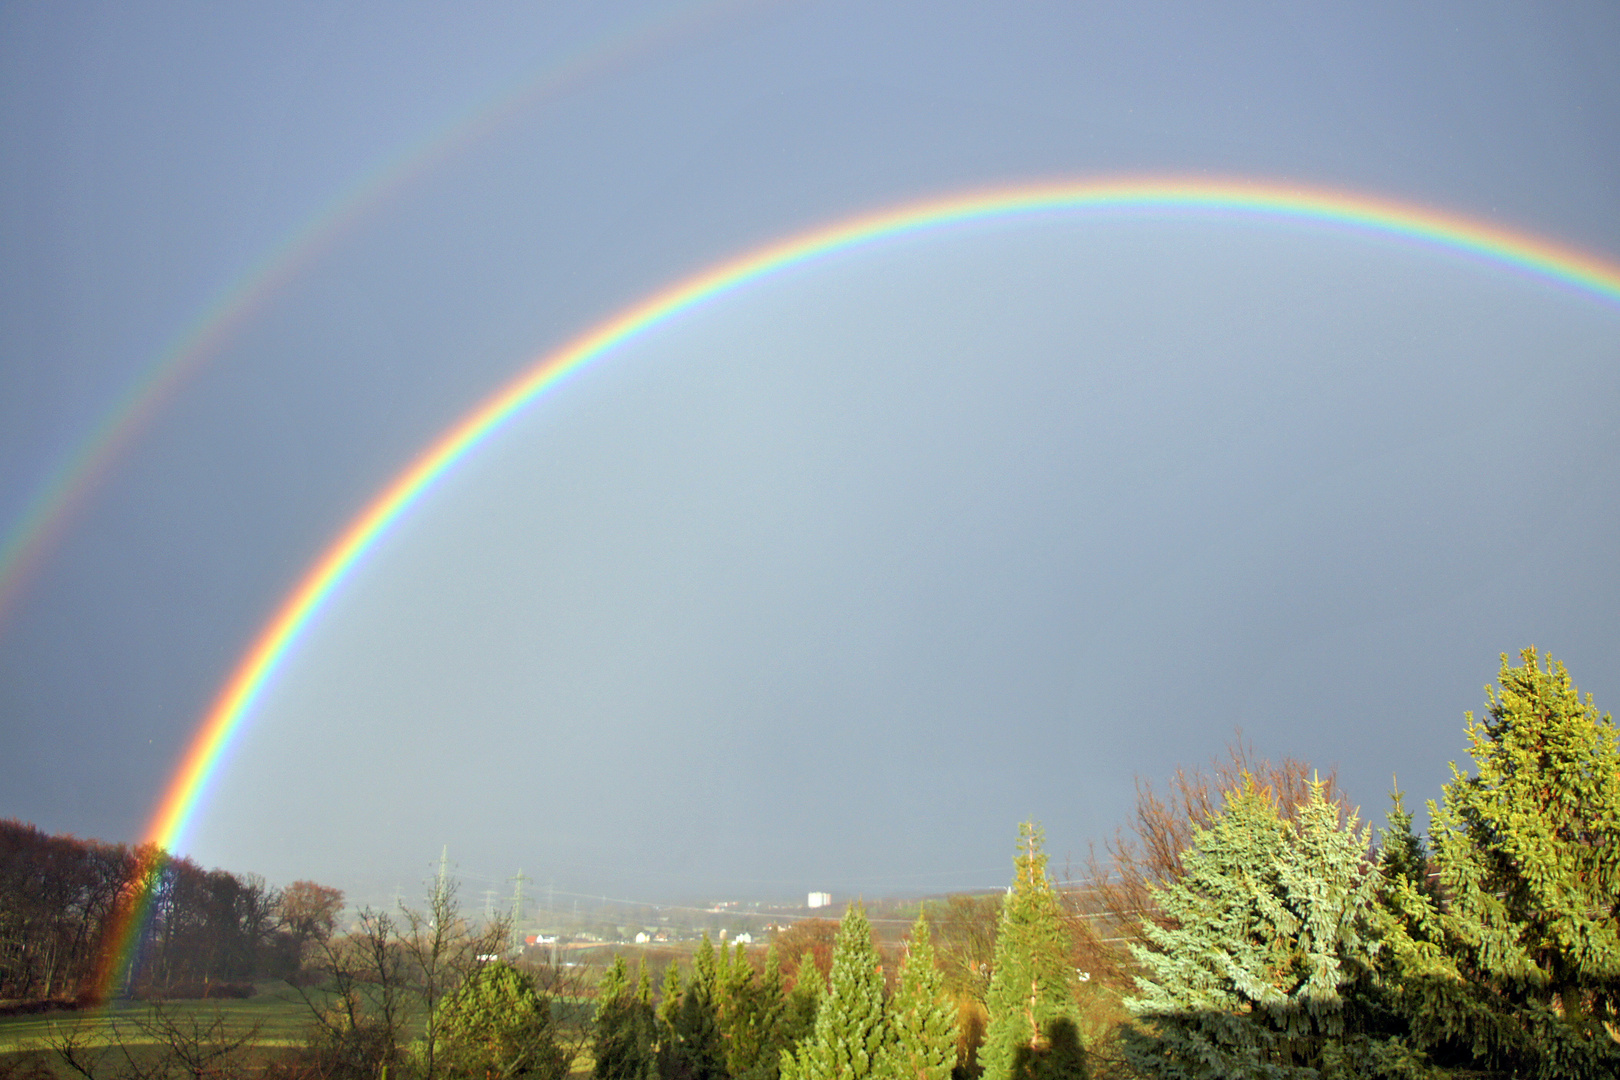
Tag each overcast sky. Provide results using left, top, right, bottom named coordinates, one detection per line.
left=2, top=1, right=1618, bottom=908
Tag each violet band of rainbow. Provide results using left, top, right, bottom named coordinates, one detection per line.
left=105, top=176, right=1620, bottom=996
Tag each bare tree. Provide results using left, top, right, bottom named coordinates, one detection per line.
left=295, top=907, right=414, bottom=1080
left=399, top=876, right=509, bottom=1080
left=291, top=874, right=509, bottom=1080
left=521, top=955, right=598, bottom=1077
left=1084, top=733, right=1348, bottom=963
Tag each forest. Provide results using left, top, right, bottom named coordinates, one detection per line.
left=2, top=647, right=1617, bottom=1080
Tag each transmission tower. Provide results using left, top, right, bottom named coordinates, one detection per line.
left=510, top=868, right=533, bottom=926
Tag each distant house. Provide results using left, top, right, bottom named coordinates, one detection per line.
left=734, top=932, right=753, bottom=945
left=635, top=931, right=650, bottom=944
left=807, top=892, right=832, bottom=909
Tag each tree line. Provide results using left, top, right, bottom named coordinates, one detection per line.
left=6, top=646, right=1617, bottom=1080
left=0, top=824, right=342, bottom=1002
left=598, top=648, right=1620, bottom=1080
left=1089, top=648, right=1620, bottom=1078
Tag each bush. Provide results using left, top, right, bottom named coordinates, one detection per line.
left=418, top=962, right=566, bottom=1080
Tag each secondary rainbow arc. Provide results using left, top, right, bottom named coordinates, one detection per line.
left=99, top=176, right=1620, bottom=997
left=0, top=0, right=742, bottom=633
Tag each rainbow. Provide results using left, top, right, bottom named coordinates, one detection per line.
left=96, top=175, right=1620, bottom=996
left=0, top=0, right=745, bottom=634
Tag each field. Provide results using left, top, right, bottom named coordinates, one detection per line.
left=0, top=984, right=316, bottom=1052
left=0, top=979, right=601, bottom=1080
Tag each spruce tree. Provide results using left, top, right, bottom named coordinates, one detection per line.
left=1124, top=779, right=1391, bottom=1078
left=595, top=957, right=631, bottom=1080
left=1389, top=649, right=1620, bottom=1078
left=671, top=934, right=729, bottom=1080
left=780, top=904, right=891, bottom=1080
left=658, top=963, right=685, bottom=1080
left=634, top=961, right=660, bottom=1080
left=779, top=949, right=826, bottom=1058
left=980, top=824, right=1086, bottom=1080
left=879, top=913, right=959, bottom=1080
left=597, top=956, right=658, bottom=1080
left=1377, top=789, right=1435, bottom=904
left=725, top=944, right=794, bottom=1080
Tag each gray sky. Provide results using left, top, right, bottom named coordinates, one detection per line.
left=2, top=1, right=1618, bottom=906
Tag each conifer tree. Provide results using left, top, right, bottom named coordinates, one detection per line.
left=726, top=944, right=795, bottom=1080
left=595, top=957, right=630, bottom=1080
left=634, top=961, right=660, bottom=1080
left=879, top=913, right=959, bottom=1080
left=780, top=904, right=891, bottom=1080
left=980, top=824, right=1086, bottom=1080
left=716, top=944, right=758, bottom=1079
left=597, top=956, right=658, bottom=1080
left=658, top=963, right=685, bottom=1079
left=1124, top=779, right=1392, bottom=1078
left=671, top=934, right=728, bottom=1080
left=661, top=963, right=685, bottom=1028
left=779, top=949, right=826, bottom=1058
left=1386, top=649, right=1620, bottom=1078
left=1377, top=789, right=1434, bottom=904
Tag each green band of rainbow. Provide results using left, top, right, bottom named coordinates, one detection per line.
left=97, top=175, right=1620, bottom=996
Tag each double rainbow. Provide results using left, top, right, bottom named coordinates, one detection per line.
left=98, top=176, right=1620, bottom=996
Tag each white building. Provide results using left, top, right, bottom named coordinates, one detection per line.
left=807, top=891, right=832, bottom=909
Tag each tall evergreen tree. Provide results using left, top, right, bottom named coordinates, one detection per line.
left=659, top=962, right=685, bottom=1080
left=779, top=949, right=826, bottom=1059
left=726, top=944, right=794, bottom=1080
left=879, top=913, right=959, bottom=1080
left=1377, top=789, right=1435, bottom=904
left=597, top=956, right=658, bottom=1080
left=1124, top=780, right=1395, bottom=1078
left=1385, top=649, right=1620, bottom=1078
left=671, top=934, right=728, bottom=1080
left=981, top=824, right=1086, bottom=1080
left=781, top=904, right=891, bottom=1080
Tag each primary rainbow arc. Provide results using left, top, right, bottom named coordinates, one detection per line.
left=100, top=176, right=1620, bottom=996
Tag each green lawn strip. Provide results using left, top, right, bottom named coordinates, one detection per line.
left=0, top=983, right=316, bottom=1053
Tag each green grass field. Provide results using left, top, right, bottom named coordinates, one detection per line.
left=0, top=983, right=316, bottom=1054
left=0, top=982, right=595, bottom=1079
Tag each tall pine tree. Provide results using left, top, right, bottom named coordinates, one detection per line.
left=671, top=934, right=729, bottom=1080
left=1387, top=649, right=1620, bottom=1078
left=781, top=904, right=890, bottom=1080
left=596, top=956, right=658, bottom=1080
left=725, top=944, right=794, bottom=1080
left=658, top=962, right=685, bottom=1080
left=880, top=913, right=959, bottom=1080
left=981, top=824, right=1086, bottom=1080
left=779, top=949, right=826, bottom=1059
